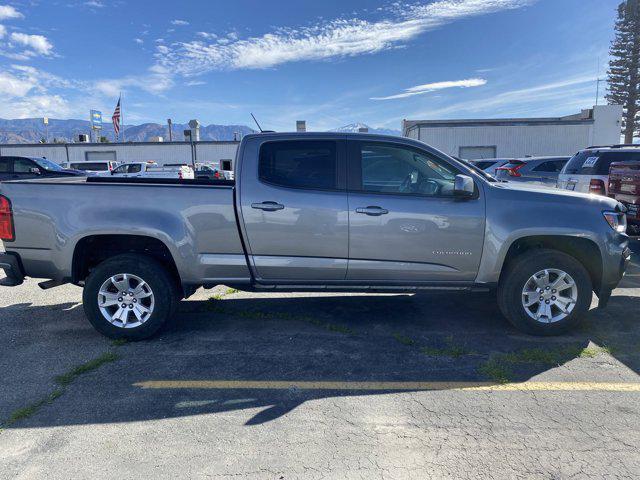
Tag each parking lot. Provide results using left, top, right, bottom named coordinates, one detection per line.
left=0, top=241, right=638, bottom=479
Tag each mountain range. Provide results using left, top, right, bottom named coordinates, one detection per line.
left=0, top=118, right=400, bottom=144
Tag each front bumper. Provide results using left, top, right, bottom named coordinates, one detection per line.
left=0, top=252, right=25, bottom=287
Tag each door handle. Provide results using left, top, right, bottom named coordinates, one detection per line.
left=356, top=206, right=389, bottom=216
left=251, top=201, right=285, bottom=211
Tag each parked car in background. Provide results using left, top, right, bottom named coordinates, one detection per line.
left=189, top=164, right=224, bottom=180
left=557, top=145, right=640, bottom=195
left=109, top=162, right=195, bottom=179
left=62, top=161, right=120, bottom=174
left=0, top=156, right=87, bottom=181
left=609, top=161, right=640, bottom=236
left=468, top=158, right=512, bottom=176
left=495, top=156, right=569, bottom=186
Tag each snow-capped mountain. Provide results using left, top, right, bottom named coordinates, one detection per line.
left=331, top=123, right=401, bottom=136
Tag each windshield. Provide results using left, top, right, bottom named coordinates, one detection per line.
left=33, top=157, right=64, bottom=171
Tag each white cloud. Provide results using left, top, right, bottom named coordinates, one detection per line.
left=10, top=32, right=54, bottom=56
left=134, top=38, right=143, bottom=44
left=185, top=80, right=205, bottom=86
left=0, top=65, right=78, bottom=118
left=0, top=5, right=23, bottom=21
left=1, top=94, right=70, bottom=118
left=84, top=0, right=104, bottom=7
left=0, top=24, right=6, bottom=39
left=372, top=78, right=487, bottom=100
left=94, top=66, right=174, bottom=97
left=171, top=19, right=189, bottom=26
left=160, top=0, right=535, bottom=74
left=197, top=31, right=218, bottom=40
left=403, top=75, right=597, bottom=120
left=0, top=70, right=36, bottom=96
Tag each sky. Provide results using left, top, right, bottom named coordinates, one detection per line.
left=0, top=0, right=622, bottom=131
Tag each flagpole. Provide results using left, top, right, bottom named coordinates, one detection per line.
left=121, top=91, right=125, bottom=143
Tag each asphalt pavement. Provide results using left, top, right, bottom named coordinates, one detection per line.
left=1, top=241, right=639, bottom=479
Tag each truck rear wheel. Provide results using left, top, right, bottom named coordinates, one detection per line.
left=498, top=249, right=592, bottom=336
left=82, top=254, right=178, bottom=340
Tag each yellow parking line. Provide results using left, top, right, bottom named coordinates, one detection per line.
left=133, top=380, right=640, bottom=392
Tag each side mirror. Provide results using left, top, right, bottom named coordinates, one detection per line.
left=29, top=167, right=41, bottom=175
left=454, top=174, right=475, bottom=198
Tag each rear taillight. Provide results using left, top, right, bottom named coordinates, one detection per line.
left=589, top=179, right=606, bottom=195
left=497, top=164, right=524, bottom=177
left=0, top=195, right=14, bottom=241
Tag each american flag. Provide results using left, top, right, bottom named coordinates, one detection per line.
left=112, top=97, right=121, bottom=137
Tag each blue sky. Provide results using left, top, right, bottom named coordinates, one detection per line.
left=0, top=0, right=620, bottom=131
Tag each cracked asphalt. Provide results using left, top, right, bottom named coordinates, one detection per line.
left=1, top=241, right=639, bottom=479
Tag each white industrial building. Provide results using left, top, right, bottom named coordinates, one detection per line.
left=0, top=140, right=239, bottom=170
left=402, top=105, right=623, bottom=159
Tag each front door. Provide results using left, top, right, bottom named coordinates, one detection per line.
left=239, top=138, right=349, bottom=282
left=346, top=140, right=485, bottom=282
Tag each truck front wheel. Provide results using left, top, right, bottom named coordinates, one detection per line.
left=82, top=254, right=178, bottom=340
left=498, top=249, right=593, bottom=336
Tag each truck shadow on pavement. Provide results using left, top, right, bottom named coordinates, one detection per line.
left=2, top=280, right=640, bottom=428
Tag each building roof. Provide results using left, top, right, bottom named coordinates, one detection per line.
left=402, top=109, right=596, bottom=134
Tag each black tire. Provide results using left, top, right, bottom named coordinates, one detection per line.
left=497, top=249, right=592, bottom=336
left=82, top=254, right=178, bottom=340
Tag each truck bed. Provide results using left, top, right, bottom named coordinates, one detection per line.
left=0, top=176, right=250, bottom=285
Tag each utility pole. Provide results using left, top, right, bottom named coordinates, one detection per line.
left=596, top=78, right=605, bottom=106
left=167, top=118, right=173, bottom=141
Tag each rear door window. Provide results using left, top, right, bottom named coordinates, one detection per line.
left=259, top=140, right=339, bottom=190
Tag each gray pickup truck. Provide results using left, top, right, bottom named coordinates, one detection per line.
left=0, top=133, right=631, bottom=339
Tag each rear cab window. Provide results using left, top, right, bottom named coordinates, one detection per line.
left=259, top=140, right=340, bottom=190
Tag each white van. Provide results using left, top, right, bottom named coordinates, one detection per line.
left=557, top=145, right=640, bottom=195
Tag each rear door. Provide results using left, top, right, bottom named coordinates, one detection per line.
left=239, top=137, right=349, bottom=282
left=346, top=139, right=485, bottom=282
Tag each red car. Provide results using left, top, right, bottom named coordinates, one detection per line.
left=609, top=161, right=640, bottom=236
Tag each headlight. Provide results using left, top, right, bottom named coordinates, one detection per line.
left=603, top=211, right=627, bottom=233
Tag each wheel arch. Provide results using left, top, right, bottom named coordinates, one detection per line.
left=72, top=234, right=184, bottom=296
left=498, top=235, right=603, bottom=293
